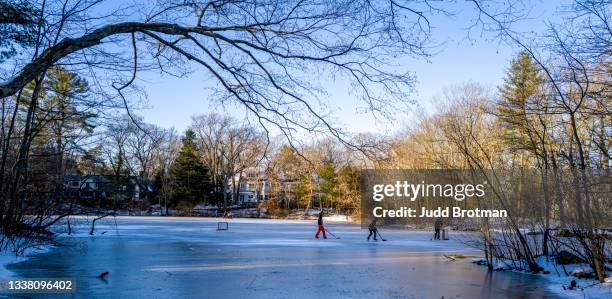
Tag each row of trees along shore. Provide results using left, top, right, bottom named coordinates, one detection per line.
left=0, top=0, right=609, bottom=283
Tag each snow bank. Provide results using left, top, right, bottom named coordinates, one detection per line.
left=473, top=255, right=611, bottom=298
left=536, top=257, right=611, bottom=299
left=323, top=214, right=353, bottom=222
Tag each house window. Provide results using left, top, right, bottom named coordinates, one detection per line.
left=248, top=194, right=254, bottom=199
left=240, top=194, right=245, bottom=201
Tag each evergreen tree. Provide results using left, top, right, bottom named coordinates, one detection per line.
left=22, top=66, right=95, bottom=201
left=43, top=66, right=94, bottom=164
left=497, top=51, right=545, bottom=152
left=169, top=129, right=212, bottom=206
left=317, top=160, right=338, bottom=210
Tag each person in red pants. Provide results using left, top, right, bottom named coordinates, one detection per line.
left=315, top=211, right=327, bottom=239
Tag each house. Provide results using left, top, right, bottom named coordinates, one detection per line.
left=237, top=169, right=269, bottom=206
left=230, top=168, right=302, bottom=207
left=63, top=175, right=145, bottom=201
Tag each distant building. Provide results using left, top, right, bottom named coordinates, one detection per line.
left=236, top=169, right=269, bottom=207
left=63, top=175, right=146, bottom=202
left=230, top=168, right=301, bottom=207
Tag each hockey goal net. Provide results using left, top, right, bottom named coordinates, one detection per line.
left=217, top=222, right=228, bottom=231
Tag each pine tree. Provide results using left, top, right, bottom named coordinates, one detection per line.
left=497, top=51, right=544, bottom=153
left=43, top=66, right=93, bottom=167
left=22, top=66, right=95, bottom=201
left=169, top=129, right=212, bottom=206
left=317, top=160, right=338, bottom=210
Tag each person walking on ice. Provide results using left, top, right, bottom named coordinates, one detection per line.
left=433, top=217, right=443, bottom=240
left=367, top=218, right=380, bottom=241
left=315, top=211, right=327, bottom=239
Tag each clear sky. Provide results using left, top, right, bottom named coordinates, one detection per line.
left=133, top=1, right=564, bottom=136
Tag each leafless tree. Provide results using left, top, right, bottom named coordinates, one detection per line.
left=191, top=113, right=264, bottom=208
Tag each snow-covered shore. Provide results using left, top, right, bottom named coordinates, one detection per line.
left=472, top=255, right=611, bottom=298
left=539, top=257, right=611, bottom=298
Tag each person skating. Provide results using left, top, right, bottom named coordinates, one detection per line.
left=434, top=217, right=443, bottom=240
left=367, top=218, right=379, bottom=241
left=315, top=211, right=327, bottom=239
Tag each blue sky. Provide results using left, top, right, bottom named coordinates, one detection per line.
left=134, top=1, right=564, bottom=135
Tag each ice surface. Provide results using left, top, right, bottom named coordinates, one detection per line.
left=3, top=217, right=568, bottom=298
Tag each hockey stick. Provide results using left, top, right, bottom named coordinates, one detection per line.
left=375, top=230, right=387, bottom=241
left=325, top=229, right=340, bottom=239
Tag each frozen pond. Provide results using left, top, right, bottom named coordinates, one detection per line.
left=6, top=217, right=559, bottom=298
